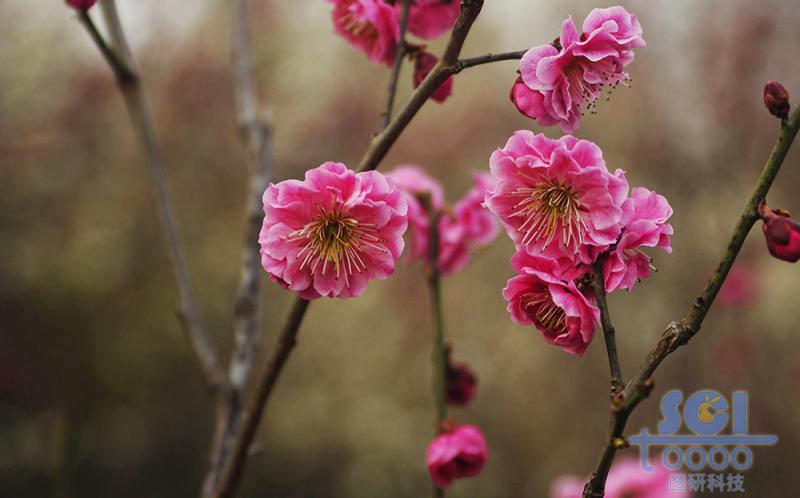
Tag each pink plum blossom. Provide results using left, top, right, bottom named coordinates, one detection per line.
left=513, top=6, right=645, bottom=132
left=602, top=187, right=673, bottom=292
left=503, top=249, right=598, bottom=356
left=406, top=0, right=461, bottom=40
left=426, top=424, right=488, bottom=488
left=413, top=51, right=454, bottom=103
left=329, top=0, right=400, bottom=66
left=485, top=131, right=628, bottom=261
left=387, top=166, right=499, bottom=276
left=259, top=162, right=407, bottom=299
left=551, top=459, right=688, bottom=498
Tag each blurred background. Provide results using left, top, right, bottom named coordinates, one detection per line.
left=2, top=0, right=800, bottom=496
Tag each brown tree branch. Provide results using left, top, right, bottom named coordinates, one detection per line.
left=83, top=0, right=227, bottom=391
left=583, top=105, right=800, bottom=498
left=201, top=0, right=272, bottom=496
left=357, top=0, right=485, bottom=173
left=209, top=3, right=486, bottom=497
left=381, top=0, right=412, bottom=130
left=590, top=261, right=624, bottom=395
left=454, top=49, right=527, bottom=73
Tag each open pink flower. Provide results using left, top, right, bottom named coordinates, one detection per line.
left=259, top=162, right=407, bottom=299
left=406, top=0, right=461, bottom=40
left=513, top=7, right=644, bottom=132
left=602, top=187, right=673, bottom=292
left=552, top=459, right=688, bottom=498
left=387, top=166, right=499, bottom=276
left=413, top=51, right=454, bottom=103
left=486, top=131, right=628, bottom=261
left=329, top=0, right=400, bottom=66
left=503, top=250, right=598, bottom=356
left=426, top=425, right=488, bottom=489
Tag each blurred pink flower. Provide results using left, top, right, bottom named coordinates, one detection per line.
left=66, top=0, right=97, bottom=10
left=454, top=172, right=499, bottom=245
left=386, top=166, right=499, bottom=276
left=406, top=0, right=461, bottom=40
left=602, top=187, right=673, bottom=292
left=503, top=250, right=598, bottom=356
left=717, top=263, right=759, bottom=307
left=445, top=350, right=477, bottom=406
left=513, top=6, right=644, bottom=132
left=413, top=51, right=454, bottom=103
left=552, top=459, right=688, bottom=498
left=426, top=424, right=488, bottom=488
left=486, top=131, right=628, bottom=261
left=329, top=0, right=400, bottom=66
left=259, top=162, right=407, bottom=299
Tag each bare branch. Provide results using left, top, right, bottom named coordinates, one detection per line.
left=454, top=49, right=526, bottom=73
left=583, top=105, right=800, bottom=498
left=381, top=0, right=412, bottom=130
left=357, top=0, right=485, bottom=173
left=83, top=0, right=227, bottom=390
left=590, top=261, right=624, bottom=395
left=201, top=0, right=272, bottom=495
left=213, top=297, right=310, bottom=498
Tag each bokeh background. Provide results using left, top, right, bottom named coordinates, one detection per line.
left=2, top=0, right=800, bottom=497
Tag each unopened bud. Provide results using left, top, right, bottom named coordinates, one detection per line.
left=764, top=81, right=790, bottom=120
left=444, top=347, right=477, bottom=406
left=761, top=206, right=800, bottom=263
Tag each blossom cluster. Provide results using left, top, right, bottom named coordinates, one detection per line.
left=327, top=0, right=457, bottom=101
left=511, top=7, right=645, bottom=133
left=387, top=165, right=499, bottom=275
left=486, top=131, right=673, bottom=356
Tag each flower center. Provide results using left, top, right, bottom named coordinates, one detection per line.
left=523, top=292, right=568, bottom=335
left=509, top=179, right=587, bottom=249
left=341, top=9, right=378, bottom=43
left=286, top=206, right=384, bottom=286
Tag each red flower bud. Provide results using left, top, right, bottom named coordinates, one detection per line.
left=761, top=206, right=800, bottom=262
left=413, top=51, right=453, bottom=103
left=764, top=81, right=790, bottom=120
left=66, top=0, right=97, bottom=10
left=444, top=348, right=477, bottom=406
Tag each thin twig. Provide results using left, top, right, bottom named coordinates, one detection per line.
left=357, top=0, right=485, bottom=172
left=582, top=106, right=800, bottom=498
left=590, top=261, right=623, bottom=395
left=201, top=0, right=272, bottom=495
left=454, top=49, right=527, bottom=73
left=84, top=0, right=227, bottom=391
left=425, top=203, right=447, bottom=498
left=212, top=297, right=310, bottom=498
left=381, top=0, right=412, bottom=130
left=209, top=3, right=486, bottom=498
